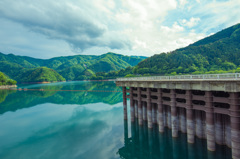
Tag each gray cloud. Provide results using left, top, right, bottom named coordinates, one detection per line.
left=0, top=0, right=239, bottom=58
left=0, top=0, right=132, bottom=52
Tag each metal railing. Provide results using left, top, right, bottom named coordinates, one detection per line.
left=116, top=73, right=240, bottom=81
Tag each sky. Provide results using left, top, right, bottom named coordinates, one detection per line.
left=0, top=0, right=240, bottom=59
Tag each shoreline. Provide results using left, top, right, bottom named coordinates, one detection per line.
left=0, top=85, right=17, bottom=89
left=19, top=80, right=115, bottom=84
left=5, top=80, right=115, bottom=86
left=19, top=81, right=66, bottom=84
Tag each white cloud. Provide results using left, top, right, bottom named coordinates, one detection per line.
left=116, top=0, right=178, bottom=24
left=179, top=0, right=188, bottom=7
left=0, top=0, right=131, bottom=53
left=181, top=17, right=201, bottom=28
left=190, top=0, right=240, bottom=34
left=0, top=19, right=75, bottom=59
left=114, top=0, right=189, bottom=55
left=0, top=0, right=239, bottom=58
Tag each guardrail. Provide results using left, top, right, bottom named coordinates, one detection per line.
left=116, top=73, right=240, bottom=81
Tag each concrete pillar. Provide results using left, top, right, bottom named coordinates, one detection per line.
left=170, top=89, right=178, bottom=137
left=205, top=91, right=216, bottom=151
left=224, top=116, right=232, bottom=148
left=186, top=90, right=194, bottom=143
left=167, top=107, right=171, bottom=128
left=196, top=111, right=204, bottom=138
left=157, top=88, right=164, bottom=132
left=130, top=87, right=135, bottom=122
left=153, top=104, right=157, bottom=124
left=137, top=88, right=143, bottom=125
left=215, top=114, right=224, bottom=145
left=180, top=108, right=186, bottom=133
left=123, top=87, right=128, bottom=120
left=135, top=101, right=138, bottom=118
left=143, top=102, right=147, bottom=121
left=229, top=92, right=240, bottom=159
left=163, top=108, right=167, bottom=127
left=147, top=88, right=152, bottom=128
left=202, top=113, right=206, bottom=139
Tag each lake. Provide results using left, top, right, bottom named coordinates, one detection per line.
left=0, top=81, right=232, bottom=159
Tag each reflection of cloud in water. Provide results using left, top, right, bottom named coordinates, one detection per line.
left=0, top=103, right=124, bottom=159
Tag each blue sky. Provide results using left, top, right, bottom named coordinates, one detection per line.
left=0, top=0, right=240, bottom=59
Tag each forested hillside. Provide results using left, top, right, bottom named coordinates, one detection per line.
left=132, top=23, right=240, bottom=75
left=0, top=52, right=146, bottom=82
left=17, top=67, right=66, bottom=83
left=0, top=72, right=17, bottom=86
left=104, top=23, right=240, bottom=78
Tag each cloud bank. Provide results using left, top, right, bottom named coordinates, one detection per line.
left=0, top=0, right=240, bottom=58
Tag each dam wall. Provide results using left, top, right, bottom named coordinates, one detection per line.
left=116, top=74, right=240, bottom=159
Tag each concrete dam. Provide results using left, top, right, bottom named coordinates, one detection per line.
left=116, top=73, right=240, bottom=159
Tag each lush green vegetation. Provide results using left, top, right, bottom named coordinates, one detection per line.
left=0, top=52, right=146, bottom=82
left=18, top=67, right=66, bottom=82
left=0, top=72, right=17, bottom=86
left=131, top=23, right=240, bottom=76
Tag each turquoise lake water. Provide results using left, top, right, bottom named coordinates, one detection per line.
left=0, top=81, right=232, bottom=159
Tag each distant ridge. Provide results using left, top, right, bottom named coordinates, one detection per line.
left=0, top=52, right=147, bottom=82
left=130, top=23, right=240, bottom=76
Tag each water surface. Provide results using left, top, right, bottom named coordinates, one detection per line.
left=0, top=81, right=232, bottom=159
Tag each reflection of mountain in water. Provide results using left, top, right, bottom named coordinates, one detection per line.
left=0, top=89, right=17, bottom=103
left=0, top=81, right=122, bottom=114
left=117, top=120, right=231, bottom=159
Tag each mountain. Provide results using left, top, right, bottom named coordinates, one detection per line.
left=0, top=52, right=147, bottom=82
left=17, top=67, right=66, bottom=83
left=0, top=71, right=17, bottom=86
left=4, top=23, right=239, bottom=81
left=127, top=23, right=240, bottom=76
